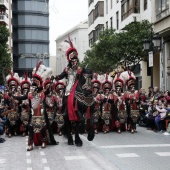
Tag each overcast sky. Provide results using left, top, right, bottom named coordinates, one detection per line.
left=49, top=0, right=88, bottom=56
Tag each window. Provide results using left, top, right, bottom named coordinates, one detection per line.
left=110, top=17, right=113, bottom=29
left=116, top=11, right=119, bottom=30
left=121, top=0, right=140, bottom=21
left=94, top=1, right=104, bottom=20
left=106, top=0, right=108, bottom=14
left=111, top=0, right=113, bottom=9
left=156, top=0, right=170, bottom=20
left=88, top=10, right=94, bottom=26
left=144, top=0, right=148, bottom=10
left=89, top=31, right=95, bottom=47
left=95, top=24, right=104, bottom=41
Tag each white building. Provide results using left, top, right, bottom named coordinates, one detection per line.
left=88, top=0, right=153, bottom=91
left=55, top=20, right=88, bottom=74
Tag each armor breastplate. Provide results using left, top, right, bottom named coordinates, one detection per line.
left=65, top=68, right=77, bottom=96
left=31, top=95, right=40, bottom=110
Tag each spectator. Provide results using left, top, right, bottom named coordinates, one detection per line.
left=155, top=103, right=167, bottom=132
left=145, top=102, right=156, bottom=130
left=0, top=104, right=6, bottom=143
left=164, top=90, right=170, bottom=105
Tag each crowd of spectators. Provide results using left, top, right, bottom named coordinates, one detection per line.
left=0, top=91, right=6, bottom=143
left=138, top=86, right=170, bottom=133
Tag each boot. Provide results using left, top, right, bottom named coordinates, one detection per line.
left=27, top=145, right=33, bottom=151
left=41, top=142, right=46, bottom=149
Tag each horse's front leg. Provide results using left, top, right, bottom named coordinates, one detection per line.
left=87, top=106, right=95, bottom=141
left=74, top=122, right=83, bottom=147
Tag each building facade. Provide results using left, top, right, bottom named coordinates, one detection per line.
left=12, top=0, right=50, bottom=77
left=55, top=20, right=88, bottom=75
left=152, top=0, right=170, bottom=91
left=88, top=0, right=155, bottom=91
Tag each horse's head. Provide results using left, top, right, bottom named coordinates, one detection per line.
left=78, top=68, right=93, bottom=93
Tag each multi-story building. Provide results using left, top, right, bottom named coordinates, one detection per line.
left=12, top=0, right=50, bottom=77
left=88, top=0, right=154, bottom=91
left=0, top=0, right=13, bottom=61
left=152, top=0, right=170, bottom=91
left=55, top=20, right=88, bottom=75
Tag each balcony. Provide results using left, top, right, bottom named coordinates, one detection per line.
left=0, top=0, right=8, bottom=10
left=120, top=13, right=141, bottom=30
left=0, top=13, right=8, bottom=25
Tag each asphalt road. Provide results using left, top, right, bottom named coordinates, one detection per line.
left=1, top=126, right=170, bottom=170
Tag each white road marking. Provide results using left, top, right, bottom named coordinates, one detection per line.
left=99, top=144, right=170, bottom=149
left=42, top=158, right=47, bottom=164
left=27, top=159, right=31, bottom=164
left=26, top=152, right=30, bottom=156
left=40, top=151, right=45, bottom=156
left=155, top=152, right=170, bottom=156
left=64, top=155, right=87, bottom=161
left=0, top=159, right=5, bottom=164
left=44, top=167, right=50, bottom=170
left=116, top=153, right=139, bottom=158
left=27, top=168, right=32, bottom=170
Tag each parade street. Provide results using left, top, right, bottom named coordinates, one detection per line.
left=0, top=127, right=170, bottom=170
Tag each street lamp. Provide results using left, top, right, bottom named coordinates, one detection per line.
left=143, top=34, right=161, bottom=88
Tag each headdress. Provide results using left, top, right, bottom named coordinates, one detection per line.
left=102, top=73, right=112, bottom=90
left=32, top=60, right=53, bottom=87
left=92, top=73, right=101, bottom=89
left=20, top=72, right=31, bottom=91
left=113, top=72, right=124, bottom=88
left=57, top=35, right=78, bottom=61
left=126, top=70, right=136, bottom=87
left=54, top=80, right=65, bottom=92
left=6, top=70, right=20, bottom=90
left=120, top=70, right=136, bottom=86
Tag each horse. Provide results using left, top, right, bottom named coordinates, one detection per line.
left=62, top=67, right=95, bottom=147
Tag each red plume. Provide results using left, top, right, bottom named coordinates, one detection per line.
left=68, top=34, right=73, bottom=48
left=35, top=60, right=43, bottom=73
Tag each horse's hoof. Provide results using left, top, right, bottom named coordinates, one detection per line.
left=68, top=141, right=74, bottom=145
left=76, top=143, right=83, bottom=147
left=55, top=141, right=59, bottom=145
left=8, top=134, right=11, bottom=138
left=27, top=145, right=33, bottom=151
left=131, top=129, right=134, bottom=134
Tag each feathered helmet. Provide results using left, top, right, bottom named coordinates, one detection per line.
left=102, top=73, right=112, bottom=90
left=43, top=78, right=51, bottom=89
left=20, top=72, right=31, bottom=91
left=54, top=80, right=65, bottom=92
left=92, top=73, right=101, bottom=89
left=126, top=70, right=136, bottom=88
left=57, top=35, right=78, bottom=61
left=32, top=60, right=53, bottom=87
left=6, top=70, right=20, bottom=90
left=113, top=72, right=124, bottom=88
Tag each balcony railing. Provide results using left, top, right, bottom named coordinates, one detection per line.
left=0, top=14, right=9, bottom=25
left=0, top=0, right=8, bottom=10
